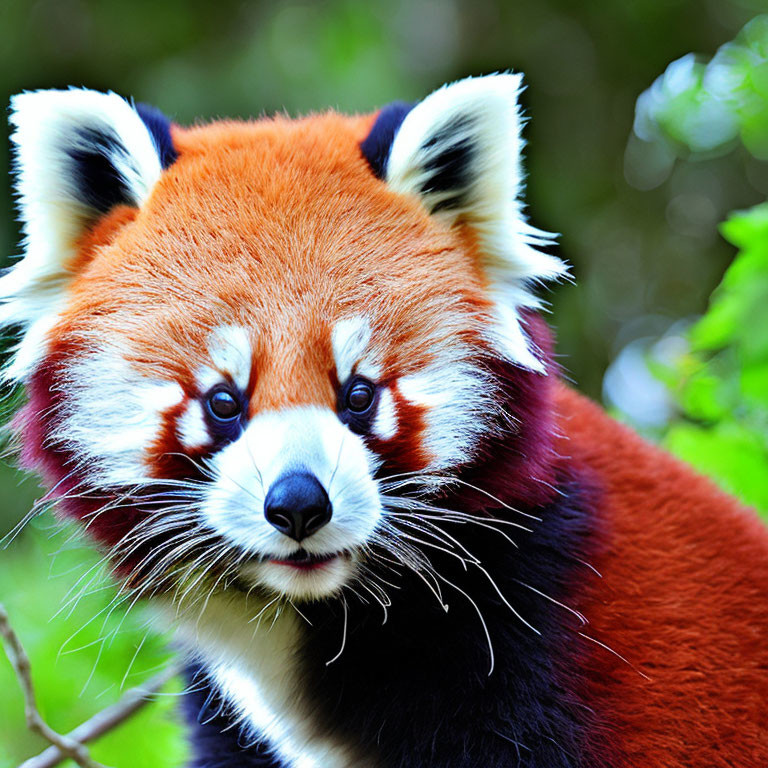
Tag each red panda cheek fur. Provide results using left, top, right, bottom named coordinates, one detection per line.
left=365, top=382, right=432, bottom=472
left=15, top=347, right=149, bottom=552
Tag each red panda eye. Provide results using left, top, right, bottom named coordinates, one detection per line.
left=346, top=380, right=375, bottom=414
left=207, top=389, right=241, bottom=421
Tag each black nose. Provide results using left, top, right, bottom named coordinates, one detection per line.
left=263, top=471, right=332, bottom=541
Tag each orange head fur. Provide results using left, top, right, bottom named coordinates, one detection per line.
left=3, top=76, right=565, bottom=601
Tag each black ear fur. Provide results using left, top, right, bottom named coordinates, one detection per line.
left=359, top=101, right=477, bottom=214
left=63, top=103, right=177, bottom=218
left=66, top=125, right=137, bottom=216
left=359, top=101, right=413, bottom=179
left=419, top=115, right=477, bottom=213
left=135, top=103, right=178, bottom=170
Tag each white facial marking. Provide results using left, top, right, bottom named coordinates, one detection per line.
left=177, top=399, right=210, bottom=450
left=399, top=360, right=496, bottom=469
left=196, top=324, right=253, bottom=393
left=201, top=406, right=382, bottom=600
left=55, top=347, right=184, bottom=486
left=209, top=325, right=253, bottom=390
left=331, top=316, right=381, bottom=383
left=486, top=288, right=546, bottom=373
left=373, top=387, right=398, bottom=440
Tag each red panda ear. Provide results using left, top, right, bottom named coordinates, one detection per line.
left=361, top=74, right=568, bottom=372
left=1, top=89, right=176, bottom=381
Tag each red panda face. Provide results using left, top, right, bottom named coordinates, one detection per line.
left=4, top=77, right=565, bottom=602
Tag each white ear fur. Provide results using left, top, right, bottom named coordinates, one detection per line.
left=1, top=88, right=164, bottom=381
left=385, top=74, right=567, bottom=371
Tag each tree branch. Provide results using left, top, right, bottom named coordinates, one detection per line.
left=19, top=664, right=180, bottom=768
left=0, top=603, right=107, bottom=767
left=0, top=602, right=180, bottom=768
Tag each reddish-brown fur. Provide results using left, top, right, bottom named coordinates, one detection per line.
left=554, top=386, right=768, bottom=765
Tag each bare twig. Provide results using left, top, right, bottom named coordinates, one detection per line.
left=0, top=602, right=180, bottom=768
left=19, top=664, right=180, bottom=768
left=0, top=603, right=108, bottom=768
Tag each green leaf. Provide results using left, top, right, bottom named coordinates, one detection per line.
left=665, top=421, right=768, bottom=512
left=654, top=201, right=768, bottom=518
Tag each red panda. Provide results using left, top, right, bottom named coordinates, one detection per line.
left=3, top=75, right=767, bottom=768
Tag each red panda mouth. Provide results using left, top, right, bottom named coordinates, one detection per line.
left=267, top=550, right=344, bottom=571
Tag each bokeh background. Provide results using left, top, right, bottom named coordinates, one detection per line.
left=1, top=1, right=766, bottom=765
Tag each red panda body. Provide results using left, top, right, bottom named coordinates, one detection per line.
left=3, top=77, right=767, bottom=767
left=557, top=386, right=768, bottom=765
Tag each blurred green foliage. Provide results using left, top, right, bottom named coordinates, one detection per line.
left=653, top=205, right=768, bottom=513
left=634, top=16, right=768, bottom=514
left=0, top=522, right=187, bottom=768
left=635, top=15, right=768, bottom=159
left=0, top=2, right=767, bottom=766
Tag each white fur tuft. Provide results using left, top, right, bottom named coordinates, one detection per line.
left=398, top=359, right=497, bottom=470
left=385, top=74, right=567, bottom=371
left=331, top=316, right=382, bottom=382
left=373, top=387, right=398, bottom=441
left=1, top=88, right=164, bottom=381
left=52, top=345, right=183, bottom=487
left=156, top=596, right=353, bottom=767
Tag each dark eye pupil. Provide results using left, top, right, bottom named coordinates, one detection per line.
left=347, top=381, right=374, bottom=413
left=209, top=390, right=240, bottom=420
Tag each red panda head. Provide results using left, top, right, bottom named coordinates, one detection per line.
left=4, top=76, right=566, bottom=602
